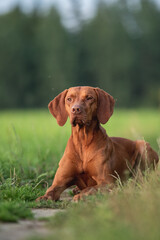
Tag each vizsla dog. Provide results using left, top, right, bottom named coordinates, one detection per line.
left=36, top=86, right=159, bottom=201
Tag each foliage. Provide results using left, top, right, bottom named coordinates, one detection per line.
left=0, top=0, right=160, bottom=108
left=0, top=201, right=33, bottom=222
left=43, top=169, right=160, bottom=240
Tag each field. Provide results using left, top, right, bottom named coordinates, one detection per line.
left=0, top=109, right=160, bottom=239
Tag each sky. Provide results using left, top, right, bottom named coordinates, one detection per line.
left=0, top=0, right=97, bottom=16
left=0, top=0, right=160, bottom=28
left=0, top=0, right=98, bottom=28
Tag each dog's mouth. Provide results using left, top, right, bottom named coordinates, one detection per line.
left=71, top=115, right=92, bottom=127
left=71, top=117, right=85, bottom=127
left=70, top=112, right=91, bottom=127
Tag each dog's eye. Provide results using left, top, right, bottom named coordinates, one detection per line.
left=67, top=97, right=72, bottom=102
left=86, top=96, right=93, bottom=101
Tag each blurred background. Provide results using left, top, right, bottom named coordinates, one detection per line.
left=0, top=0, right=160, bottom=109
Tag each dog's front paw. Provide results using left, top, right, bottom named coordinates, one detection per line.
left=73, top=193, right=84, bottom=202
left=35, top=194, right=53, bottom=202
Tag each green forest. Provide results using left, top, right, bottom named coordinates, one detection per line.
left=0, top=0, right=160, bottom=109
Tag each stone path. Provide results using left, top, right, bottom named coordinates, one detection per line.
left=0, top=189, right=73, bottom=240
left=32, top=208, right=64, bottom=219
left=0, top=209, right=63, bottom=240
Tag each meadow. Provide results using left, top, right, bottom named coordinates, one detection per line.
left=0, top=109, right=160, bottom=239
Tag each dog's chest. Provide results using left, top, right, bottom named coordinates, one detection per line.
left=76, top=144, right=100, bottom=174
left=71, top=128, right=108, bottom=173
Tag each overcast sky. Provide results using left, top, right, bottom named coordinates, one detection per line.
left=0, top=0, right=97, bottom=15
left=0, top=0, right=99, bottom=28
left=0, top=0, right=160, bottom=28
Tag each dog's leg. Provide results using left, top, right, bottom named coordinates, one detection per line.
left=133, top=140, right=159, bottom=171
left=73, top=173, right=97, bottom=195
left=73, top=181, right=114, bottom=201
left=36, top=175, right=74, bottom=201
left=36, top=159, right=78, bottom=201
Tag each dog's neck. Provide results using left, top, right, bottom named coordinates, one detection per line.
left=71, top=119, right=103, bottom=147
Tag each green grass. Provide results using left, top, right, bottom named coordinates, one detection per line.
left=44, top=169, right=160, bottom=240
left=0, top=108, right=159, bottom=235
left=0, top=201, right=33, bottom=222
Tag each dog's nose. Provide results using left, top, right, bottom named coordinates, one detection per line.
left=71, top=105, right=81, bottom=114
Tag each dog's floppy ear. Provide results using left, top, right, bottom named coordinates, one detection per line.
left=95, top=88, right=115, bottom=124
left=48, top=89, right=68, bottom=126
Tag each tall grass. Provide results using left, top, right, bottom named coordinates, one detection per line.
left=45, top=169, right=160, bottom=240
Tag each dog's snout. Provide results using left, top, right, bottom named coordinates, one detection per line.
left=71, top=105, right=81, bottom=114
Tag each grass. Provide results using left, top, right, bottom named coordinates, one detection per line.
left=44, top=169, right=160, bottom=240
left=0, top=108, right=159, bottom=240
left=0, top=201, right=33, bottom=222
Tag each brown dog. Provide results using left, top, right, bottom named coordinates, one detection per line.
left=36, top=86, right=159, bottom=201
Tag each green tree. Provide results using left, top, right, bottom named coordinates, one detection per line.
left=34, top=7, right=76, bottom=105
left=0, top=0, right=159, bottom=108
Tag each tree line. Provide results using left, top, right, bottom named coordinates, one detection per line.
left=0, top=0, right=159, bottom=108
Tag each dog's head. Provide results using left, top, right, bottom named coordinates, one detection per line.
left=48, top=86, right=115, bottom=127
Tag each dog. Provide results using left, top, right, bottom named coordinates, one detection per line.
left=36, top=86, right=159, bottom=201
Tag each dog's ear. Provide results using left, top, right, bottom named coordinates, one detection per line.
left=48, top=89, right=68, bottom=126
left=95, top=88, right=115, bottom=124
